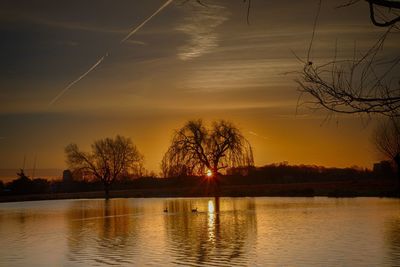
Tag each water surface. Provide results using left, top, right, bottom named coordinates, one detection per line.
left=0, top=197, right=399, bottom=266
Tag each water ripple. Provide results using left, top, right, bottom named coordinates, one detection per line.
left=0, top=198, right=399, bottom=266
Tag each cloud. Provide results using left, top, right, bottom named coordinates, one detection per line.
left=175, top=3, right=229, bottom=60
left=179, top=59, right=299, bottom=92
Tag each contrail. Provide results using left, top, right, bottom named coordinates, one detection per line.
left=120, top=0, right=174, bottom=43
left=49, top=0, right=174, bottom=106
left=49, top=55, right=106, bottom=106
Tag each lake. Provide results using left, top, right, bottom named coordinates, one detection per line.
left=0, top=197, right=399, bottom=266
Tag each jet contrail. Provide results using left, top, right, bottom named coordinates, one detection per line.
left=120, top=0, right=174, bottom=43
left=49, top=55, right=106, bottom=106
left=49, top=0, right=174, bottom=106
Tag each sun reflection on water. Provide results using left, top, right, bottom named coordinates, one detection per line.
left=207, top=200, right=216, bottom=243
left=208, top=200, right=215, bottom=213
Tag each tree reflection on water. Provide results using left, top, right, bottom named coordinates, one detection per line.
left=1, top=198, right=400, bottom=266
left=66, top=199, right=141, bottom=265
left=385, top=215, right=400, bottom=265
left=164, top=197, right=257, bottom=265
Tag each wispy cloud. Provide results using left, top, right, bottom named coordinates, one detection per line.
left=176, top=3, right=229, bottom=61
left=180, top=59, right=299, bottom=92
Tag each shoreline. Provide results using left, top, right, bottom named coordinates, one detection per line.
left=1, top=180, right=398, bottom=203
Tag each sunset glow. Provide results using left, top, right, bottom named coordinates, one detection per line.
left=0, top=0, right=398, bottom=180
left=1, top=1, right=400, bottom=266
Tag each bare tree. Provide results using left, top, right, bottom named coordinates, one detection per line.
left=373, top=117, right=400, bottom=194
left=65, top=135, right=144, bottom=199
left=184, top=1, right=399, bottom=116
left=374, top=117, right=400, bottom=170
left=162, top=119, right=254, bottom=178
left=298, top=28, right=400, bottom=116
left=339, top=0, right=400, bottom=27
left=365, top=0, right=400, bottom=27
left=297, top=1, right=400, bottom=117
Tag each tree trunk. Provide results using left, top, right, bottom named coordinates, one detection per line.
left=104, top=184, right=110, bottom=200
left=214, top=196, right=220, bottom=213
left=213, top=168, right=221, bottom=197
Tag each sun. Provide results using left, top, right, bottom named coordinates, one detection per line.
left=206, top=169, right=213, bottom=178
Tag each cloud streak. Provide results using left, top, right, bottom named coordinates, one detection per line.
left=180, top=59, right=299, bottom=92
left=49, top=0, right=174, bottom=106
left=176, top=3, right=229, bottom=61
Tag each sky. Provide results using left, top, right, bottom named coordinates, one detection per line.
left=0, top=0, right=399, bottom=180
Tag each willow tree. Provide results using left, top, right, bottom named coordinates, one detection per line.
left=162, top=119, right=254, bottom=178
left=65, top=135, right=144, bottom=199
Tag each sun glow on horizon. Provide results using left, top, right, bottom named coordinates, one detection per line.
left=206, top=169, right=213, bottom=178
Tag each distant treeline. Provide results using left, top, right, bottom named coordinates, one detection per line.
left=0, top=162, right=395, bottom=197
left=227, top=163, right=390, bottom=184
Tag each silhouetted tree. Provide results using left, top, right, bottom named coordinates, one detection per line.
left=298, top=28, right=400, bottom=116
left=162, top=119, right=254, bottom=179
left=65, top=135, right=144, bottom=199
left=373, top=117, right=400, bottom=183
left=188, top=0, right=399, bottom=116
left=351, top=0, right=400, bottom=27
left=31, top=178, right=51, bottom=194
left=297, top=1, right=400, bottom=117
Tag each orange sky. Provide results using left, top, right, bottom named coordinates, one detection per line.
left=0, top=0, right=397, bottom=179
